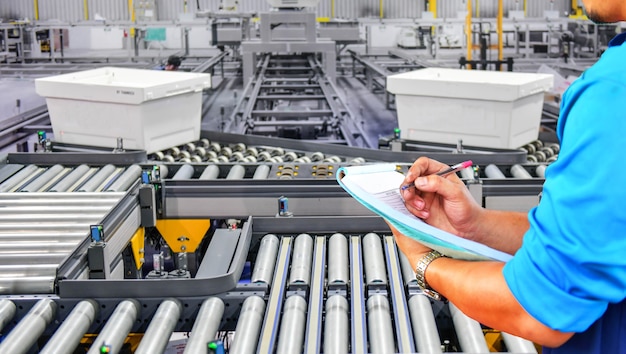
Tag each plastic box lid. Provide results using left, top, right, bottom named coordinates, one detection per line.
left=35, top=67, right=211, bottom=105
left=387, top=68, right=554, bottom=102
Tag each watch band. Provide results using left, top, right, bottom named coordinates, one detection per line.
left=415, top=250, right=445, bottom=301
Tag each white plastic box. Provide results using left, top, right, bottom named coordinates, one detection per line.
left=387, top=68, right=553, bottom=149
left=35, top=67, right=211, bottom=153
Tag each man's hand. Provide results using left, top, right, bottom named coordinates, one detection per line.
left=401, top=157, right=484, bottom=242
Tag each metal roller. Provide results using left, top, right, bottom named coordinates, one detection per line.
left=0, top=298, right=56, bottom=354
left=276, top=295, right=307, bottom=354
left=484, top=164, right=506, bottom=179
left=245, top=147, right=258, bottom=158
left=152, top=151, right=165, bottom=161
left=366, top=295, right=396, bottom=354
left=510, top=164, right=533, bottom=179
left=221, top=146, right=233, bottom=158
left=194, top=146, right=207, bottom=158
left=535, top=164, right=547, bottom=178
left=135, top=299, right=182, bottom=354
left=178, top=148, right=190, bottom=159
left=362, top=233, right=387, bottom=286
left=0, top=299, right=16, bottom=332
left=78, top=164, right=116, bottom=192
left=258, top=151, right=272, bottom=161
left=0, top=277, right=56, bottom=295
left=398, top=251, right=417, bottom=286
left=40, top=300, right=98, bottom=354
left=157, top=165, right=169, bottom=179
left=288, top=233, right=313, bottom=287
left=231, top=151, right=245, bottom=162
left=460, top=166, right=475, bottom=180
left=105, top=165, right=142, bottom=192
left=295, top=156, right=311, bottom=163
left=272, top=147, right=285, bottom=157
left=183, top=297, right=225, bottom=354
left=229, top=296, right=266, bottom=354
left=501, top=332, right=538, bottom=354
left=252, top=164, right=271, bottom=180
left=86, top=300, right=140, bottom=354
left=0, top=224, right=94, bottom=233
left=449, top=302, right=490, bottom=353
left=168, top=147, right=181, bottom=157
left=0, top=204, right=110, bottom=216
left=0, top=232, right=84, bottom=243
left=408, top=295, right=443, bottom=353
left=0, top=264, right=57, bottom=278
left=226, top=165, right=246, bottom=180
left=0, top=165, right=40, bottom=192
left=284, top=151, right=298, bottom=162
left=0, top=213, right=102, bottom=223
left=0, top=241, right=80, bottom=254
left=0, top=252, right=68, bottom=265
left=251, top=234, right=279, bottom=285
left=20, top=164, right=66, bottom=192
left=327, top=233, right=349, bottom=287
left=199, top=165, right=220, bottom=180
left=49, top=164, right=91, bottom=192
left=171, top=164, right=195, bottom=180
left=323, top=295, right=349, bottom=354
left=311, top=152, right=324, bottom=161
left=209, top=142, right=221, bottom=153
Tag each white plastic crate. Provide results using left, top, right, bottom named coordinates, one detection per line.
left=387, top=68, right=553, bottom=149
left=35, top=67, right=211, bottom=153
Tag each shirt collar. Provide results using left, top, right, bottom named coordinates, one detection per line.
left=609, top=32, right=626, bottom=47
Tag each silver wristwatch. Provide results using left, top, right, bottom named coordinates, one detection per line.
left=415, top=250, right=445, bottom=301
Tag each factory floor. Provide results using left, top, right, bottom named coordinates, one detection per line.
left=0, top=45, right=408, bottom=152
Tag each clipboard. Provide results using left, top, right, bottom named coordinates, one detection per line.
left=337, top=164, right=512, bottom=262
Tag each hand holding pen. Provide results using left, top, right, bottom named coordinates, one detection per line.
left=401, top=160, right=473, bottom=191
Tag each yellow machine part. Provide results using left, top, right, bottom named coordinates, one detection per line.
left=156, top=219, right=211, bottom=253
left=569, top=0, right=588, bottom=19
left=484, top=329, right=505, bottom=352
left=483, top=329, right=543, bottom=353
left=130, top=227, right=145, bottom=270
left=80, top=333, right=142, bottom=352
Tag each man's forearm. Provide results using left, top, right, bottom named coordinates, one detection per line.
left=471, top=210, right=529, bottom=255
left=425, top=258, right=573, bottom=347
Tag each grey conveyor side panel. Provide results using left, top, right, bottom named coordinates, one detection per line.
left=196, top=229, right=241, bottom=278
left=58, top=218, right=253, bottom=298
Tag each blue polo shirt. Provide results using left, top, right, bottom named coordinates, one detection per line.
left=503, top=33, right=626, bottom=352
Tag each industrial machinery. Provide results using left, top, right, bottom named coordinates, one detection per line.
left=0, top=127, right=555, bottom=353
left=0, top=1, right=579, bottom=352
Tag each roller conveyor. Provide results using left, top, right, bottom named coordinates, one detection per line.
left=0, top=135, right=554, bottom=353
left=0, top=164, right=142, bottom=295
left=0, top=230, right=537, bottom=353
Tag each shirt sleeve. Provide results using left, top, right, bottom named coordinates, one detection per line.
left=503, top=77, right=626, bottom=332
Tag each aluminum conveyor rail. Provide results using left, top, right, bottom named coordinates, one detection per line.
left=1, top=227, right=537, bottom=353
left=224, top=53, right=373, bottom=148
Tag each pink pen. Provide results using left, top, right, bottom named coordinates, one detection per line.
left=401, top=160, right=473, bottom=191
